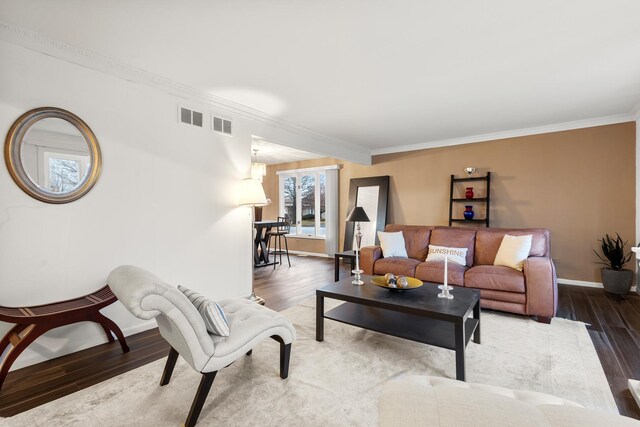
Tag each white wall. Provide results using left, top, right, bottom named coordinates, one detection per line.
left=0, top=40, right=320, bottom=369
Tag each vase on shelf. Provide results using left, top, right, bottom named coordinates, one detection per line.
left=463, top=206, right=475, bottom=220
left=465, top=187, right=474, bottom=199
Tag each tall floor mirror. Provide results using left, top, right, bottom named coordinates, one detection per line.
left=343, top=176, right=390, bottom=251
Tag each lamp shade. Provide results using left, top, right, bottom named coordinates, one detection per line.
left=238, top=178, right=268, bottom=206
left=346, top=206, right=370, bottom=222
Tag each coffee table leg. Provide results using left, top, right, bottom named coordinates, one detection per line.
left=334, top=255, right=340, bottom=282
left=316, top=294, right=324, bottom=342
left=473, top=300, right=481, bottom=344
left=455, top=321, right=466, bottom=381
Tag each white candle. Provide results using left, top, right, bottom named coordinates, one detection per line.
left=444, top=255, right=448, bottom=286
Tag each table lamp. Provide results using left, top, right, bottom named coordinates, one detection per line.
left=239, top=178, right=268, bottom=304
left=346, top=206, right=370, bottom=285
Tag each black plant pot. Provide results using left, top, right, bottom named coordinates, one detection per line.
left=601, top=268, right=634, bottom=295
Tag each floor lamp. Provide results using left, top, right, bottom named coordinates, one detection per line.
left=239, top=178, right=268, bottom=304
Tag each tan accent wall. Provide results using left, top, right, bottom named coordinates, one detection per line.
left=263, top=122, right=636, bottom=282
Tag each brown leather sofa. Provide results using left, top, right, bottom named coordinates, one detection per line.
left=360, top=224, right=557, bottom=321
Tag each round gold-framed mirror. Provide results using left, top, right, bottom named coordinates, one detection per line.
left=4, top=107, right=102, bottom=204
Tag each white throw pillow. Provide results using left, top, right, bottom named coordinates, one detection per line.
left=425, top=245, right=468, bottom=266
left=494, top=234, right=533, bottom=271
left=377, top=231, right=408, bottom=258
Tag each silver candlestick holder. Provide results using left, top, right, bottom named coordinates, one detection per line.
left=437, top=256, right=454, bottom=299
left=437, top=283, right=454, bottom=299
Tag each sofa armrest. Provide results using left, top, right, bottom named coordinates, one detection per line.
left=523, top=257, right=557, bottom=318
left=360, top=245, right=382, bottom=275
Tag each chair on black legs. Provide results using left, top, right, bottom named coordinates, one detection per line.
left=108, top=265, right=295, bottom=427
left=266, top=216, right=291, bottom=268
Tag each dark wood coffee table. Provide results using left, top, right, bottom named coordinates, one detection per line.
left=316, top=275, right=481, bottom=381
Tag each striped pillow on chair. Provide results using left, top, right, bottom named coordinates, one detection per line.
left=178, top=285, right=230, bottom=336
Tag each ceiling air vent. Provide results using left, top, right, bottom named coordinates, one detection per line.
left=178, top=106, right=204, bottom=128
left=212, top=115, right=232, bottom=136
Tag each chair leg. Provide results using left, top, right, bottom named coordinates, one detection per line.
left=185, top=371, right=217, bottom=427
left=273, top=234, right=278, bottom=269
left=265, top=235, right=271, bottom=264
left=160, top=347, right=180, bottom=386
left=283, top=235, right=291, bottom=267
left=271, top=335, right=292, bottom=379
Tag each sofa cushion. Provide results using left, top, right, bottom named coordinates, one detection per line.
left=465, top=265, right=525, bottom=293
left=425, top=245, right=468, bottom=266
left=430, top=227, right=476, bottom=267
left=415, top=261, right=467, bottom=286
left=494, top=234, right=533, bottom=271
left=385, top=225, right=432, bottom=261
left=374, top=257, right=421, bottom=277
left=378, top=231, right=408, bottom=258
left=476, top=228, right=549, bottom=265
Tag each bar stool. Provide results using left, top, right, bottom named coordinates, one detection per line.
left=266, top=216, right=291, bottom=268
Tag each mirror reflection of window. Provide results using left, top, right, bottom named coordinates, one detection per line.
left=353, top=186, right=379, bottom=249
left=20, top=118, right=90, bottom=193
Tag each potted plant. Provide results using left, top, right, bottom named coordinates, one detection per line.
left=594, top=233, right=634, bottom=294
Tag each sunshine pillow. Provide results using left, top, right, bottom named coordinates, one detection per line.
left=494, top=234, right=533, bottom=271
left=425, top=245, right=468, bottom=266
left=377, top=231, right=408, bottom=258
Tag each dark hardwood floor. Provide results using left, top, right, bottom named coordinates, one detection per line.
left=555, top=284, right=640, bottom=419
left=1, top=255, right=640, bottom=420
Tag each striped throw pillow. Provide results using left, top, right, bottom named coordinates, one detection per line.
left=178, top=285, right=230, bottom=337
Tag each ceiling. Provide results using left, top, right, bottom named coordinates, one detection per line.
left=2, top=1, right=640, bottom=154
left=251, top=139, right=323, bottom=165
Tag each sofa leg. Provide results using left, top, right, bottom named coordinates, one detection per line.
left=271, top=335, right=292, bottom=379
left=535, top=316, right=552, bottom=324
left=160, top=347, right=179, bottom=386
left=246, top=349, right=253, bottom=356
left=185, top=371, right=217, bottom=427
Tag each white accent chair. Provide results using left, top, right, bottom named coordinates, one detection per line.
left=108, top=265, right=296, bottom=427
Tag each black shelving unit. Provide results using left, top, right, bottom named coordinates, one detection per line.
left=448, top=172, right=491, bottom=227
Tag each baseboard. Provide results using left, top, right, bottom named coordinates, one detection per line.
left=558, top=277, right=637, bottom=292
left=9, top=319, right=157, bottom=371
left=287, top=250, right=331, bottom=258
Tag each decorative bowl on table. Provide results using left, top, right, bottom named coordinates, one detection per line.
left=371, top=275, right=423, bottom=290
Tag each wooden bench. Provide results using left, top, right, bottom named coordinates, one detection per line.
left=0, top=285, right=129, bottom=391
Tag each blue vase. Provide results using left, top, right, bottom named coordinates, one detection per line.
left=463, top=206, right=474, bottom=220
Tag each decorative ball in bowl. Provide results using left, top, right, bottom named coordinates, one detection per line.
left=371, top=274, right=423, bottom=290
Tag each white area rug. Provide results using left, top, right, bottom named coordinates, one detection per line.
left=2, top=298, right=617, bottom=426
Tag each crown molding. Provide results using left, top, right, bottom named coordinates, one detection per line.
left=2, top=21, right=637, bottom=161
left=0, top=21, right=372, bottom=164
left=371, top=113, right=635, bottom=155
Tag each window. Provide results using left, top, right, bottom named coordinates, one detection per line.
left=279, top=168, right=328, bottom=238
left=42, top=151, right=90, bottom=194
